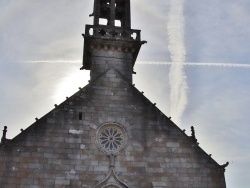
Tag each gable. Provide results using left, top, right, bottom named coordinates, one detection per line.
left=0, top=68, right=226, bottom=187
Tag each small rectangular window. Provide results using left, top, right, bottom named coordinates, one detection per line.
left=79, top=112, right=83, bottom=120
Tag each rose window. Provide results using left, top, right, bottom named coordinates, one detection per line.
left=96, top=123, right=127, bottom=154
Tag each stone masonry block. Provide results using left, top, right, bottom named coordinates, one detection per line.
left=152, top=182, right=167, bottom=187
left=55, top=179, right=70, bottom=185
left=166, top=142, right=180, bottom=148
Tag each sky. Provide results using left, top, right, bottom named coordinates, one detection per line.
left=0, top=0, right=250, bottom=187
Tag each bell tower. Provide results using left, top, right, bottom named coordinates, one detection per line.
left=81, top=0, right=146, bottom=84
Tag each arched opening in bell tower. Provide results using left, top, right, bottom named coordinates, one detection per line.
left=94, top=0, right=131, bottom=28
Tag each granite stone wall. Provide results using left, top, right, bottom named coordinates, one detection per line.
left=0, top=50, right=226, bottom=188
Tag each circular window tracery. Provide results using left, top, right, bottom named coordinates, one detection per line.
left=96, top=123, right=127, bottom=154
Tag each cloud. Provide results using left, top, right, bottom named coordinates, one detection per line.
left=131, top=0, right=170, bottom=61
left=185, top=0, right=250, bottom=63
left=0, top=0, right=93, bottom=61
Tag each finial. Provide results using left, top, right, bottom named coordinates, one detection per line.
left=35, top=118, right=39, bottom=121
left=54, top=104, right=58, bottom=107
left=190, top=126, right=198, bottom=143
left=1, top=126, right=7, bottom=144
left=221, top=162, right=229, bottom=171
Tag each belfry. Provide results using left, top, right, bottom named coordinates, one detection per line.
left=81, top=0, right=145, bottom=83
left=0, top=0, right=227, bottom=187
left=92, top=0, right=131, bottom=28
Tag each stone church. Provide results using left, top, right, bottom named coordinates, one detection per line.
left=0, top=0, right=227, bottom=187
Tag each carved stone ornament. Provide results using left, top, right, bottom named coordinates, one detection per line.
left=96, top=123, right=127, bottom=154
left=94, top=155, right=128, bottom=188
left=94, top=167, right=128, bottom=188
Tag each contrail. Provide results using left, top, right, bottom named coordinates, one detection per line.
left=23, top=60, right=81, bottom=64
left=167, top=0, right=188, bottom=125
left=138, top=61, right=250, bottom=69
left=24, top=60, right=250, bottom=69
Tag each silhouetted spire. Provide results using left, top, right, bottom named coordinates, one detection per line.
left=1, top=126, right=7, bottom=144
left=190, top=126, right=198, bottom=143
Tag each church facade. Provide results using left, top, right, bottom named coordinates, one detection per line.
left=0, top=0, right=227, bottom=187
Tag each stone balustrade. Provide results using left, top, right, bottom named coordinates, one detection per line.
left=84, top=25, right=141, bottom=41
